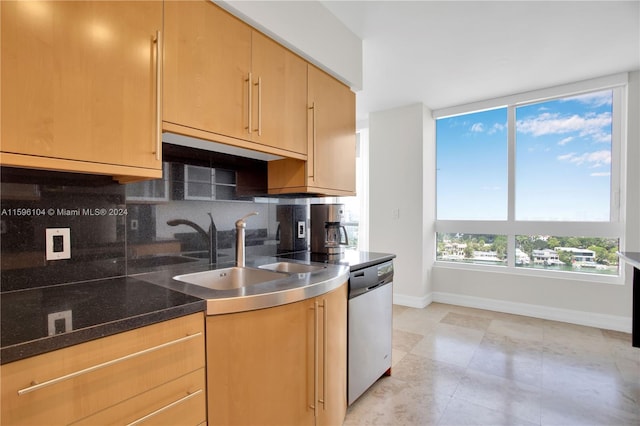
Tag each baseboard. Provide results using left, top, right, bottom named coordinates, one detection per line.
left=392, top=292, right=432, bottom=309
left=420, top=291, right=632, bottom=332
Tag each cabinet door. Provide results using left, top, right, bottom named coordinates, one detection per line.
left=308, top=65, right=356, bottom=194
left=267, top=67, right=356, bottom=196
left=251, top=31, right=307, bottom=155
left=1, top=0, right=162, bottom=174
left=1, top=313, right=205, bottom=426
left=164, top=0, right=251, bottom=141
left=206, top=300, right=315, bottom=426
left=317, top=283, right=348, bottom=426
left=71, top=369, right=206, bottom=426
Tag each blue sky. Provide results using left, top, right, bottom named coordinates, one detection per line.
left=436, top=90, right=613, bottom=221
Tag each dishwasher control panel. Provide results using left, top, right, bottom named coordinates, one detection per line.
left=348, top=261, right=393, bottom=299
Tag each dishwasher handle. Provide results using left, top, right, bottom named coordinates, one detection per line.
left=348, top=261, right=393, bottom=299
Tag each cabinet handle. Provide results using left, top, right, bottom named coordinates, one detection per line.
left=154, top=30, right=162, bottom=161
left=246, top=73, right=252, bottom=134
left=309, top=103, right=316, bottom=180
left=320, top=300, right=327, bottom=409
left=310, top=301, right=319, bottom=416
left=125, top=389, right=203, bottom=426
left=254, top=77, right=262, bottom=135
left=17, top=332, right=203, bottom=395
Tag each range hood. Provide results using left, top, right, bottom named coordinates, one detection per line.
left=162, top=132, right=283, bottom=162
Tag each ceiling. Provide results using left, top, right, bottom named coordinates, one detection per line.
left=319, top=1, right=640, bottom=123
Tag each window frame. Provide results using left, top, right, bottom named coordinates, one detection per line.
left=433, top=73, right=628, bottom=284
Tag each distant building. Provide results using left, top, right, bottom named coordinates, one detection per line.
left=472, top=251, right=503, bottom=263
left=440, top=241, right=467, bottom=260
left=532, top=249, right=563, bottom=265
left=555, top=247, right=596, bottom=263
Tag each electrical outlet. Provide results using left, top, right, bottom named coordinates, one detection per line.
left=46, top=228, right=71, bottom=260
left=47, top=310, right=72, bottom=336
left=297, top=221, right=306, bottom=238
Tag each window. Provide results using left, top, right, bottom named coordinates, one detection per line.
left=333, top=129, right=368, bottom=250
left=515, top=92, right=613, bottom=221
left=435, top=75, right=626, bottom=279
left=437, top=108, right=507, bottom=220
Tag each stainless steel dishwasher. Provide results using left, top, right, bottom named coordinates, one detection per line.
left=348, top=260, right=394, bottom=405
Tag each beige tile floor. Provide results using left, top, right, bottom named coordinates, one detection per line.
left=344, top=303, right=640, bottom=426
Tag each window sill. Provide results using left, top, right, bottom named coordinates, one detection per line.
left=434, top=260, right=624, bottom=285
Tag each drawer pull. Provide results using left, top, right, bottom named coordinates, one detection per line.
left=17, top=332, right=203, bottom=395
left=125, top=389, right=203, bottom=426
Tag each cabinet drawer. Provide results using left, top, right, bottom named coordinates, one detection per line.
left=71, top=369, right=207, bottom=426
left=1, top=313, right=205, bottom=426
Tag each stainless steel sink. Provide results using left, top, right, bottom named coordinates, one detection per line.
left=259, top=262, right=326, bottom=274
left=173, top=267, right=287, bottom=290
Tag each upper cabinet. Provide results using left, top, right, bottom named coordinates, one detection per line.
left=0, top=0, right=163, bottom=182
left=250, top=31, right=307, bottom=156
left=1, top=0, right=354, bottom=193
left=163, top=1, right=307, bottom=159
left=163, top=1, right=251, bottom=143
left=268, top=65, right=356, bottom=196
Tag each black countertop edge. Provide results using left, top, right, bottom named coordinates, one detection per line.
left=1, top=302, right=204, bottom=365
left=1, top=280, right=205, bottom=365
left=343, top=251, right=396, bottom=272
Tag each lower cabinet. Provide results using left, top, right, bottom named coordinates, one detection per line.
left=0, top=313, right=206, bottom=426
left=206, top=282, right=347, bottom=426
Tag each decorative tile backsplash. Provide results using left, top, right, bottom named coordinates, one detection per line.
left=1, top=154, right=313, bottom=292
left=0, top=168, right=128, bottom=291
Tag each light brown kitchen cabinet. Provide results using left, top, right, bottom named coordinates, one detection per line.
left=268, top=65, right=356, bottom=196
left=163, top=0, right=307, bottom=159
left=317, top=281, right=349, bottom=426
left=206, top=283, right=347, bottom=426
left=0, top=313, right=206, bottom=426
left=0, top=0, right=163, bottom=183
left=163, top=0, right=251, bottom=144
left=250, top=31, right=308, bottom=156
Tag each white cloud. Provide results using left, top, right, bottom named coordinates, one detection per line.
left=564, top=91, right=612, bottom=107
left=558, top=136, right=574, bottom=146
left=557, top=150, right=611, bottom=168
left=517, top=111, right=611, bottom=143
left=557, top=152, right=576, bottom=162
left=590, top=172, right=611, bottom=177
left=471, top=122, right=484, bottom=132
left=487, top=122, right=506, bottom=135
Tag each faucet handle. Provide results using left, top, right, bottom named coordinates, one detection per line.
left=235, top=212, right=259, bottom=228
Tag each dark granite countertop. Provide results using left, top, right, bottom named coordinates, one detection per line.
left=0, top=250, right=394, bottom=364
left=0, top=277, right=205, bottom=364
left=280, top=250, right=396, bottom=271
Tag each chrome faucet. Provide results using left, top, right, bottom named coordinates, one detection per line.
left=167, top=212, right=217, bottom=264
left=235, top=212, right=259, bottom=267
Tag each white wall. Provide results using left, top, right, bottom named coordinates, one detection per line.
left=217, top=0, right=362, bottom=90
left=368, top=72, right=639, bottom=332
left=369, top=104, right=434, bottom=306
left=626, top=71, right=640, bottom=252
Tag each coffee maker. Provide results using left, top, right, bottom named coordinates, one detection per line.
left=310, top=204, right=349, bottom=256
